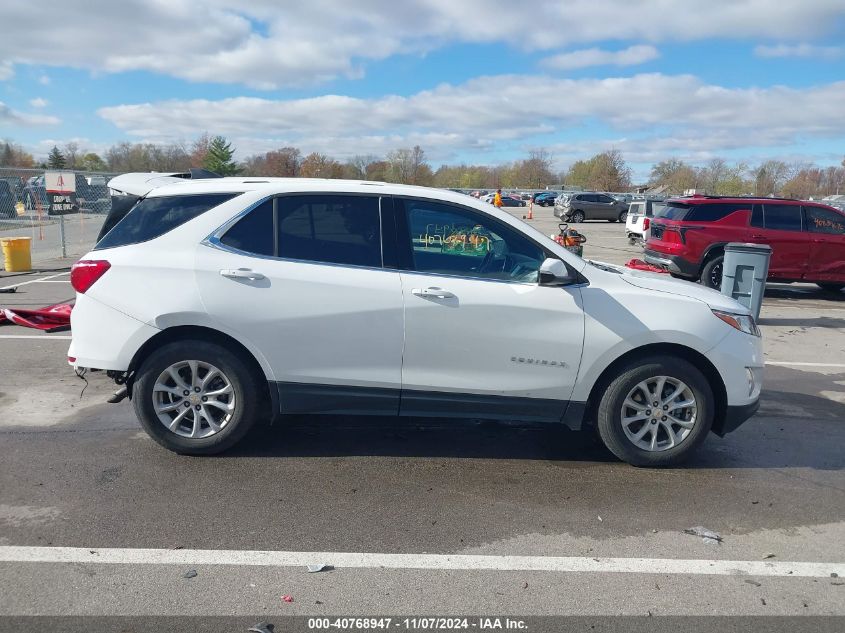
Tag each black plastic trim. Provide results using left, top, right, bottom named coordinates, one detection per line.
left=715, top=398, right=760, bottom=436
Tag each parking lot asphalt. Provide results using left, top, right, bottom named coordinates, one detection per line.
left=0, top=211, right=843, bottom=621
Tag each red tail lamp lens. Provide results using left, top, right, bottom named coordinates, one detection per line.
left=70, top=260, right=111, bottom=293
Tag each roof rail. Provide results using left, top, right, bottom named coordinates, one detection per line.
left=675, top=194, right=801, bottom=202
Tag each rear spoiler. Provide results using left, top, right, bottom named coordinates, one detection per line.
left=106, top=169, right=221, bottom=197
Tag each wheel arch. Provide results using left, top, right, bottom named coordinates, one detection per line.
left=580, top=342, right=728, bottom=435
left=127, top=325, right=277, bottom=419
left=699, top=242, right=728, bottom=274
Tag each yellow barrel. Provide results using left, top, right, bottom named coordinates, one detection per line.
left=1, top=237, right=32, bottom=272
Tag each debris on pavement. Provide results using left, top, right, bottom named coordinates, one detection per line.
left=831, top=573, right=839, bottom=578
left=744, top=580, right=762, bottom=587
left=281, top=595, right=294, bottom=603
left=763, top=553, right=776, bottom=559
left=307, top=564, right=332, bottom=573
left=248, top=623, right=274, bottom=633
left=684, top=526, right=722, bottom=544
left=0, top=302, right=73, bottom=331
left=183, top=569, right=197, bottom=579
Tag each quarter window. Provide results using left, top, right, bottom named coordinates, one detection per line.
left=805, top=206, right=845, bottom=235
left=763, top=204, right=803, bottom=232
left=219, top=199, right=274, bottom=256
left=402, top=199, right=545, bottom=283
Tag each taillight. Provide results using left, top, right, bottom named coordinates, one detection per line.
left=643, top=218, right=650, bottom=230
left=71, top=260, right=111, bottom=293
left=662, top=228, right=683, bottom=244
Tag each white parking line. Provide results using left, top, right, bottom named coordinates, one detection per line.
left=0, top=546, right=840, bottom=578
left=0, top=335, right=71, bottom=340
left=0, top=271, right=69, bottom=290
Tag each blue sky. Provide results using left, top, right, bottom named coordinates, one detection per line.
left=1, top=1, right=844, bottom=180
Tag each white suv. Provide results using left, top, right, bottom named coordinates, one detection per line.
left=69, top=177, right=763, bottom=466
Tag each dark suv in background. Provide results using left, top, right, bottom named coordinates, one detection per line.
left=644, top=195, right=845, bottom=290
left=554, top=192, right=628, bottom=222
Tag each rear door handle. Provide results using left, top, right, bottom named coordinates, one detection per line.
left=750, top=234, right=767, bottom=240
left=412, top=287, right=455, bottom=299
left=220, top=268, right=265, bottom=280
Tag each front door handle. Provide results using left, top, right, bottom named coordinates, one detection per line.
left=750, top=234, right=767, bottom=240
left=412, top=287, right=455, bottom=299
left=220, top=268, right=266, bottom=280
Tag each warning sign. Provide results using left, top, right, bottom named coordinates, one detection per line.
left=45, top=171, right=78, bottom=215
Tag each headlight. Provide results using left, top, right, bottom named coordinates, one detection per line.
left=712, top=310, right=761, bottom=337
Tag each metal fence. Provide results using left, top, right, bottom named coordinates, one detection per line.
left=1, top=166, right=118, bottom=264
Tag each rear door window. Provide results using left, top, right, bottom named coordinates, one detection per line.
left=96, top=193, right=240, bottom=250
left=276, top=195, right=382, bottom=268
left=763, top=204, right=803, bottom=231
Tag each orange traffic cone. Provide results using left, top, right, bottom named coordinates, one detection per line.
left=526, top=201, right=534, bottom=220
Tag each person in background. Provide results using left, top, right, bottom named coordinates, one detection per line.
left=493, top=188, right=503, bottom=208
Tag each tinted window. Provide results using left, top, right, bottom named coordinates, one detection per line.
left=654, top=202, right=690, bottom=220
left=685, top=203, right=751, bottom=222
left=403, top=199, right=545, bottom=283
left=277, top=195, right=381, bottom=268
left=751, top=204, right=764, bottom=228
left=96, top=193, right=239, bottom=250
left=597, top=194, right=614, bottom=203
left=805, top=206, right=845, bottom=235
left=220, top=199, right=274, bottom=256
left=763, top=204, right=802, bottom=231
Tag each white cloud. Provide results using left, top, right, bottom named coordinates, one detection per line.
left=0, top=61, right=13, bottom=81
left=38, top=74, right=50, bottom=85
left=97, top=73, right=845, bottom=161
left=0, top=1, right=843, bottom=88
left=0, top=101, right=60, bottom=127
left=541, top=45, right=659, bottom=70
left=754, top=43, right=843, bottom=59
left=29, top=97, right=48, bottom=108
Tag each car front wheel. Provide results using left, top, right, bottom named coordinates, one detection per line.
left=132, top=340, right=263, bottom=455
left=701, top=256, right=724, bottom=289
left=596, top=356, right=714, bottom=466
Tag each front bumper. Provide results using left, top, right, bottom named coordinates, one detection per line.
left=716, top=398, right=760, bottom=436
left=643, top=249, right=699, bottom=278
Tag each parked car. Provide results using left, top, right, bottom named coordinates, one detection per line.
left=0, top=176, right=24, bottom=203
left=644, top=195, right=845, bottom=291
left=554, top=192, right=628, bottom=222
left=69, top=178, right=762, bottom=466
left=483, top=194, right=526, bottom=207
left=534, top=192, right=558, bottom=207
left=0, top=180, right=17, bottom=219
left=625, top=199, right=667, bottom=244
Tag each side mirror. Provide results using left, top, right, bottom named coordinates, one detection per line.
left=538, top=257, right=576, bottom=287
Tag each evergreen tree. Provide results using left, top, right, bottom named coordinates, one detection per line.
left=202, top=136, right=240, bottom=176
left=47, top=145, right=66, bottom=169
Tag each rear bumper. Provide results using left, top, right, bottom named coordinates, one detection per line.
left=643, top=249, right=699, bottom=278
left=717, top=398, right=760, bottom=436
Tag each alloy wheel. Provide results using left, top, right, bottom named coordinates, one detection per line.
left=152, top=360, right=235, bottom=438
left=620, top=375, right=697, bottom=452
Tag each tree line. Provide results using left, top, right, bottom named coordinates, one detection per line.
left=2, top=136, right=844, bottom=199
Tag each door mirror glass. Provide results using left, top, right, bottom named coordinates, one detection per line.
left=538, top=258, right=575, bottom=286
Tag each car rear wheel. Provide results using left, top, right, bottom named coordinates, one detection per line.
left=618, top=211, right=628, bottom=222
left=132, top=340, right=263, bottom=455
left=596, top=356, right=714, bottom=467
left=817, top=283, right=844, bottom=293
left=571, top=210, right=585, bottom=223
left=701, top=256, right=724, bottom=289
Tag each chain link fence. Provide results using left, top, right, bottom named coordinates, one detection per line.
left=1, top=166, right=119, bottom=265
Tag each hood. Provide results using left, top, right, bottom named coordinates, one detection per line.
left=592, top=261, right=751, bottom=314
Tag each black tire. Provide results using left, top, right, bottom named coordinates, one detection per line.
left=817, top=283, right=844, bottom=293
left=618, top=211, right=628, bottom=222
left=132, top=340, right=263, bottom=455
left=571, top=210, right=585, bottom=223
left=596, top=356, right=714, bottom=467
left=701, top=255, right=724, bottom=289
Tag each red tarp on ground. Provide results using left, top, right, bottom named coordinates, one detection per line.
left=0, top=303, right=73, bottom=331
left=625, top=258, right=668, bottom=274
